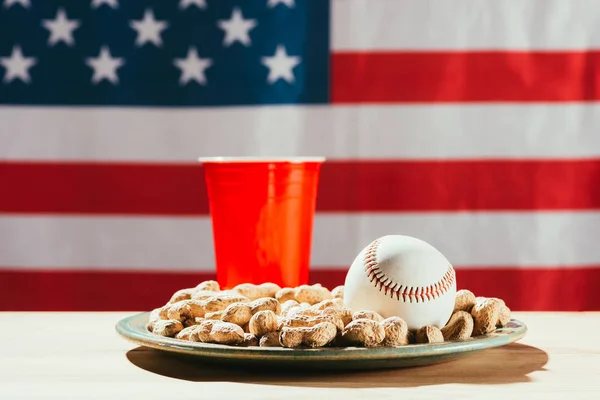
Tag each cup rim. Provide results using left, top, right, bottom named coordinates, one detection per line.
left=197, top=156, right=326, bottom=163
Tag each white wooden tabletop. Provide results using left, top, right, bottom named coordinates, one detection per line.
left=1, top=312, right=599, bottom=399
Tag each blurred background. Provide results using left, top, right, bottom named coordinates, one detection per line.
left=1, top=0, right=599, bottom=312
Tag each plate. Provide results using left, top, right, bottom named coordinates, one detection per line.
left=116, top=312, right=527, bottom=371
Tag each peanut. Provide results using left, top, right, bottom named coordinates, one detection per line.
left=205, top=310, right=224, bottom=320
left=416, top=325, right=444, bottom=344
left=499, top=304, right=511, bottom=326
left=240, top=333, right=259, bottom=347
left=152, top=319, right=184, bottom=337
left=259, top=331, right=282, bottom=347
left=249, top=297, right=281, bottom=316
left=312, top=283, right=334, bottom=299
left=294, top=284, right=332, bottom=305
left=232, top=282, right=281, bottom=300
left=283, top=313, right=344, bottom=332
left=167, top=299, right=205, bottom=323
left=321, top=306, right=353, bottom=327
left=380, top=316, right=409, bottom=346
left=195, top=280, right=220, bottom=292
left=259, top=282, right=283, bottom=297
left=220, top=297, right=283, bottom=327
left=147, top=307, right=166, bottom=331
left=331, top=285, right=344, bottom=299
left=280, top=299, right=300, bottom=316
left=169, top=288, right=195, bottom=304
left=248, top=310, right=279, bottom=337
left=146, top=321, right=156, bottom=332
left=341, top=318, right=385, bottom=347
left=286, top=307, right=321, bottom=319
left=157, top=304, right=171, bottom=320
left=175, top=325, right=200, bottom=341
left=202, top=294, right=249, bottom=313
left=209, top=321, right=245, bottom=345
left=196, top=320, right=218, bottom=342
left=221, top=303, right=253, bottom=326
left=285, top=303, right=314, bottom=318
left=440, top=311, right=474, bottom=341
left=242, top=323, right=250, bottom=333
left=183, top=317, right=204, bottom=328
left=231, top=283, right=262, bottom=300
left=280, top=322, right=337, bottom=348
left=454, top=289, right=477, bottom=312
left=191, top=290, right=219, bottom=301
left=353, top=310, right=384, bottom=323
left=471, top=297, right=509, bottom=335
left=310, top=298, right=344, bottom=311
left=275, top=287, right=296, bottom=303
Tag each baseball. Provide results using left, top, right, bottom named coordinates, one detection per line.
left=343, top=234, right=456, bottom=330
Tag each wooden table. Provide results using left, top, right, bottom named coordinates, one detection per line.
left=1, top=312, right=598, bottom=399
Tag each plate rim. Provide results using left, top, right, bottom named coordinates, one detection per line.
left=115, top=312, right=528, bottom=361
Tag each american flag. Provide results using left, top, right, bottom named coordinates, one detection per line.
left=1, top=0, right=599, bottom=311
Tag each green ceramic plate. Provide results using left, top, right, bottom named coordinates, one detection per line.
left=116, top=312, right=527, bottom=371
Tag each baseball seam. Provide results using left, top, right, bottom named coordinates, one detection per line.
left=363, top=238, right=456, bottom=303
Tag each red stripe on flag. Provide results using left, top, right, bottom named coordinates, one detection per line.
left=2, top=160, right=600, bottom=214
left=0, top=267, right=598, bottom=311
left=331, top=51, right=600, bottom=103
left=0, top=161, right=208, bottom=215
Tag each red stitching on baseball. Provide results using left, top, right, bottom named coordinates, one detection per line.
left=363, top=238, right=456, bottom=304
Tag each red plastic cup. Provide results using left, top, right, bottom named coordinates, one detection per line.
left=198, top=157, right=326, bottom=290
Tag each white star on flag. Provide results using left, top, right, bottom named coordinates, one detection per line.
left=217, top=7, right=257, bottom=47
left=0, top=45, right=36, bottom=84
left=173, top=47, right=212, bottom=85
left=261, top=45, right=301, bottom=84
left=130, top=9, right=168, bottom=47
left=42, top=8, right=81, bottom=47
left=179, top=0, right=206, bottom=9
left=91, top=0, right=118, bottom=9
left=3, top=0, right=30, bottom=9
left=85, top=46, right=125, bottom=85
left=267, top=0, right=295, bottom=8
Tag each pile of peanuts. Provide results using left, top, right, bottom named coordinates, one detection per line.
left=146, top=280, right=512, bottom=348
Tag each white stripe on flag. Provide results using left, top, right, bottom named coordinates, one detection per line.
left=1, top=212, right=599, bottom=270
left=2, top=104, right=600, bottom=161
left=332, top=0, right=600, bottom=50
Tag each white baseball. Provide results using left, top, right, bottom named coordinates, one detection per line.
left=343, top=234, right=456, bottom=330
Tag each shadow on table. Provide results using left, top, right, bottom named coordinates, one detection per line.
left=126, top=343, right=548, bottom=388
